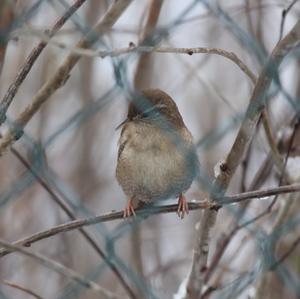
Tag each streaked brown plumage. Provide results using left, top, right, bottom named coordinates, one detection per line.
left=116, top=89, right=199, bottom=218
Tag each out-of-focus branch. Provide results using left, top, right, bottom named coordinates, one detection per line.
left=254, top=74, right=300, bottom=299
left=0, top=0, right=15, bottom=76
left=272, top=234, right=300, bottom=268
left=261, top=110, right=289, bottom=181
left=0, top=239, right=126, bottom=299
left=203, top=127, right=295, bottom=284
left=1, top=183, right=300, bottom=258
left=131, top=0, right=163, bottom=284
left=279, top=0, right=299, bottom=41
left=0, top=279, right=44, bottom=299
left=11, top=147, right=138, bottom=299
left=0, top=0, right=133, bottom=156
left=0, top=0, right=87, bottom=124
left=133, top=0, right=163, bottom=88
left=182, top=20, right=300, bottom=299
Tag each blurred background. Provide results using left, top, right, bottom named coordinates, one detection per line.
left=0, top=0, right=300, bottom=298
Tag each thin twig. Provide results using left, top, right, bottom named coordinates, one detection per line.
left=279, top=0, right=299, bottom=41
left=11, top=33, right=258, bottom=85
left=0, top=279, right=44, bottom=299
left=220, top=183, right=300, bottom=204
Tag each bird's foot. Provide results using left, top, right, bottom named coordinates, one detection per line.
left=123, top=199, right=136, bottom=218
left=177, top=194, right=189, bottom=219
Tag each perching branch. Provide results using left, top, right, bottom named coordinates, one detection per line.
left=1, top=183, right=300, bottom=258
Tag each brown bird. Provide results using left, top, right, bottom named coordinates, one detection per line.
left=116, top=89, right=199, bottom=218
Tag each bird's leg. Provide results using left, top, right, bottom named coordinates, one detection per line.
left=123, top=198, right=136, bottom=218
left=177, top=193, right=189, bottom=219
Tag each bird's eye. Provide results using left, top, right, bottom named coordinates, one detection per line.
left=142, top=103, right=167, bottom=118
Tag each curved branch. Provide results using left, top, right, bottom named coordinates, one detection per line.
left=13, top=37, right=258, bottom=84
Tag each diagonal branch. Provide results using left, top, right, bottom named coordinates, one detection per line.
left=0, top=0, right=87, bottom=125
left=0, top=239, right=126, bottom=299
left=11, top=147, right=137, bottom=299
left=0, top=0, right=133, bottom=157
left=183, top=19, right=300, bottom=299
left=0, top=279, right=44, bottom=299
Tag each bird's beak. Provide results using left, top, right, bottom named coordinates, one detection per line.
left=115, top=118, right=129, bottom=130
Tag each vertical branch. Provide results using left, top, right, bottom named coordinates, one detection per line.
left=131, top=0, right=163, bottom=289
left=133, top=0, right=163, bottom=89
left=183, top=20, right=300, bottom=299
left=0, top=0, right=15, bottom=76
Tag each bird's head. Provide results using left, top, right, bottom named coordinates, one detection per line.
left=127, top=89, right=185, bottom=129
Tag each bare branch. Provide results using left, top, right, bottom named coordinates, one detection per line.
left=0, top=0, right=88, bottom=124
left=1, top=183, right=300, bottom=258
left=0, top=279, right=44, bottom=299
left=13, top=38, right=257, bottom=85
left=279, top=0, right=299, bottom=41
left=0, top=0, right=133, bottom=156
left=220, top=183, right=300, bottom=204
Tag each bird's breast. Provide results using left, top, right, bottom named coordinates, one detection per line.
left=116, top=122, right=196, bottom=202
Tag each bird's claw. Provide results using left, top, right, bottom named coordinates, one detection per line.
left=177, top=194, right=189, bottom=219
left=123, top=199, right=136, bottom=218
